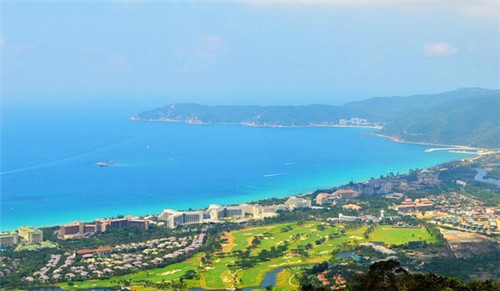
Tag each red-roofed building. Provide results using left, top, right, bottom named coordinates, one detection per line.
left=332, top=189, right=359, bottom=199
left=76, top=245, right=112, bottom=257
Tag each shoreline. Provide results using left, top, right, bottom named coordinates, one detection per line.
left=130, top=117, right=384, bottom=130
left=2, top=154, right=476, bottom=232
left=365, top=132, right=487, bottom=151
left=2, top=122, right=487, bottom=232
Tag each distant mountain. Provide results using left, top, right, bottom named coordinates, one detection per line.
left=132, top=88, right=500, bottom=148
left=133, top=104, right=368, bottom=127
left=381, top=94, right=499, bottom=148
left=343, top=87, right=499, bottom=122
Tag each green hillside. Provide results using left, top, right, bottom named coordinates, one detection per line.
left=133, top=88, right=500, bottom=148
left=381, top=94, right=499, bottom=148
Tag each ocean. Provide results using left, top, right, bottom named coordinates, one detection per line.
left=0, top=102, right=467, bottom=231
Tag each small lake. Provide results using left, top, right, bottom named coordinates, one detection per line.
left=474, top=168, right=500, bottom=187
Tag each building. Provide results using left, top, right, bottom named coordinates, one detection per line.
left=18, top=226, right=43, bottom=243
left=239, top=203, right=263, bottom=217
left=262, top=204, right=288, bottom=213
left=385, top=193, right=405, bottom=199
left=75, top=245, right=112, bottom=257
left=207, top=205, right=244, bottom=220
left=315, top=192, right=336, bottom=205
left=395, top=198, right=434, bottom=212
left=332, top=189, right=359, bottom=199
left=95, top=216, right=149, bottom=232
left=0, top=233, right=19, bottom=247
left=59, top=222, right=97, bottom=239
left=342, top=204, right=362, bottom=211
left=158, top=209, right=179, bottom=221
left=337, top=213, right=361, bottom=222
left=285, top=196, right=311, bottom=210
left=339, top=119, right=347, bottom=125
left=159, top=209, right=203, bottom=228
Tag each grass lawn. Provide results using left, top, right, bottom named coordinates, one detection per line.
left=274, top=268, right=300, bottom=291
left=15, top=241, right=58, bottom=251
left=57, top=254, right=202, bottom=290
left=369, top=225, right=439, bottom=246
left=60, top=222, right=438, bottom=290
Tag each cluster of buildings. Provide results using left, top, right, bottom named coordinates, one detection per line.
left=315, top=189, right=360, bottom=205
left=24, top=234, right=205, bottom=283
left=428, top=193, right=500, bottom=234
left=338, top=118, right=369, bottom=126
left=58, top=216, right=149, bottom=239
left=394, top=198, right=434, bottom=213
left=0, top=226, right=44, bottom=247
left=158, top=196, right=311, bottom=229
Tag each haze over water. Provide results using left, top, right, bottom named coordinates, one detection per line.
left=0, top=103, right=468, bottom=231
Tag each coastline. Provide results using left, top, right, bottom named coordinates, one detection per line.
left=4, top=152, right=476, bottom=232
left=130, top=117, right=383, bottom=130
left=365, top=132, right=485, bottom=151
left=2, top=119, right=485, bottom=231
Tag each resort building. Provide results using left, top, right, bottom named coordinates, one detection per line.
left=207, top=204, right=244, bottom=220
left=18, top=226, right=43, bottom=243
left=285, top=196, right=311, bottom=210
left=0, top=233, right=19, bottom=247
left=385, top=193, right=405, bottom=199
left=395, top=198, right=434, bottom=212
left=158, top=209, right=180, bottom=221
left=58, top=222, right=97, bottom=239
left=239, top=203, right=264, bottom=216
left=332, top=189, right=359, bottom=199
left=342, top=204, right=362, bottom=211
left=95, top=216, right=149, bottom=232
left=75, top=245, right=112, bottom=257
left=159, top=209, right=203, bottom=228
left=315, top=192, right=336, bottom=205
left=263, top=204, right=288, bottom=213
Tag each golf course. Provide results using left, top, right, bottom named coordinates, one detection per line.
left=57, top=222, right=439, bottom=290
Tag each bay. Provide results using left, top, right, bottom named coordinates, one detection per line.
left=0, top=103, right=467, bottom=231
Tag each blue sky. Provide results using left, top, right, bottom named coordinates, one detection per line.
left=1, top=1, right=499, bottom=106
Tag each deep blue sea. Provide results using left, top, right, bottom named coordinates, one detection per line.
left=0, top=102, right=467, bottom=231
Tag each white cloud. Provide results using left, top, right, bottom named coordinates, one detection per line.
left=178, top=35, right=229, bottom=73
left=194, top=35, right=228, bottom=63
left=456, top=2, right=499, bottom=22
left=423, top=42, right=457, bottom=56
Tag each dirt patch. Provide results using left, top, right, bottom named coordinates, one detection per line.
left=221, top=231, right=236, bottom=253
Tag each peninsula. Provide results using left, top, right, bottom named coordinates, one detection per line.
left=132, top=88, right=500, bottom=149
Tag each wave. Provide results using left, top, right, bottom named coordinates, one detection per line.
left=0, top=139, right=132, bottom=176
left=264, top=172, right=292, bottom=178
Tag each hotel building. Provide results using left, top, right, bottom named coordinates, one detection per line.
left=0, top=233, right=19, bottom=247
left=18, top=226, right=43, bottom=243
left=95, top=216, right=149, bottom=232
left=285, top=196, right=311, bottom=210
left=158, top=209, right=204, bottom=228
left=59, top=222, right=97, bottom=239
left=207, top=204, right=244, bottom=220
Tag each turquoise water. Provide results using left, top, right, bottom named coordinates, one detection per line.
left=0, top=103, right=467, bottom=231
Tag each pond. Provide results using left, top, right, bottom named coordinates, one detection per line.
left=474, top=168, right=500, bottom=187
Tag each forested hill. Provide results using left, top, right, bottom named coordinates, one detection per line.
left=380, top=94, right=500, bottom=148
left=342, top=87, right=499, bottom=122
left=132, top=88, right=500, bottom=148
left=132, top=104, right=369, bottom=127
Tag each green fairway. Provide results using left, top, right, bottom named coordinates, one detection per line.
left=57, top=254, right=202, bottom=290
left=58, top=222, right=439, bottom=290
left=369, top=225, right=439, bottom=246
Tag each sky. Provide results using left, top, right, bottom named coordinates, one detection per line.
left=1, top=1, right=499, bottom=106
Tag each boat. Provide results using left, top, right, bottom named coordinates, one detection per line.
left=95, top=161, right=115, bottom=167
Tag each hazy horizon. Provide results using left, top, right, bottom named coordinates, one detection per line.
left=2, top=1, right=499, bottom=107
